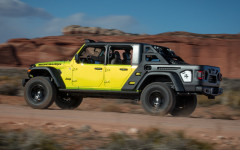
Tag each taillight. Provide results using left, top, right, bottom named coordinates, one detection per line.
left=197, top=71, right=205, bottom=80
left=218, top=73, right=222, bottom=81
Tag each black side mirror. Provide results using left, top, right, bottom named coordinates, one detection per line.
left=75, top=54, right=80, bottom=63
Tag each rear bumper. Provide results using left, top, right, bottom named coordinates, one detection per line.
left=196, top=86, right=223, bottom=96
left=203, top=87, right=223, bottom=96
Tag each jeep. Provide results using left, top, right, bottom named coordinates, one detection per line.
left=22, top=39, right=223, bottom=116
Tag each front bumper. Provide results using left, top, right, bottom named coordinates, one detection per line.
left=22, top=79, right=29, bottom=87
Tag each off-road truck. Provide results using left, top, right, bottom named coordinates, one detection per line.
left=22, top=39, right=223, bottom=116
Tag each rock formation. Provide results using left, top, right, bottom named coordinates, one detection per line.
left=62, top=25, right=136, bottom=36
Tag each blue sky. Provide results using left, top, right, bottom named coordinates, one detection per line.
left=0, top=0, right=239, bottom=43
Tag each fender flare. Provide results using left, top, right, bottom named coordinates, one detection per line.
left=28, top=67, right=66, bottom=88
left=136, top=72, right=185, bottom=92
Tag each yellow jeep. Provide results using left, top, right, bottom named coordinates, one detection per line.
left=23, top=39, right=223, bottom=116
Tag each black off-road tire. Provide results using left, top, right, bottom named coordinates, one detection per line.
left=24, top=77, right=56, bottom=109
left=140, top=82, right=176, bottom=116
left=55, top=95, right=83, bottom=109
left=170, top=95, right=197, bottom=117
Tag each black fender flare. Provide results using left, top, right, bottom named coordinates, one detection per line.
left=136, top=72, right=185, bottom=92
left=28, top=67, right=65, bottom=88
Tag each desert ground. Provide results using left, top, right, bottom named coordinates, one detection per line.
left=0, top=94, right=240, bottom=150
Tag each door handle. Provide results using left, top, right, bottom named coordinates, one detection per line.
left=94, top=67, right=102, bottom=70
left=120, top=68, right=128, bottom=71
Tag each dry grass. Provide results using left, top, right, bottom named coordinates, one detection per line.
left=0, top=75, right=22, bottom=96
left=197, top=95, right=221, bottom=107
left=99, top=128, right=213, bottom=150
left=198, top=90, right=240, bottom=109
left=0, top=68, right=27, bottom=96
left=0, top=128, right=63, bottom=150
left=210, top=113, right=234, bottom=120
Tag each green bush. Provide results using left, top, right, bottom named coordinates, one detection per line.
left=0, top=129, right=63, bottom=150
left=99, top=128, right=213, bottom=150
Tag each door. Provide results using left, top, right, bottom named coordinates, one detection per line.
left=72, top=45, right=106, bottom=89
left=105, top=65, right=134, bottom=90
left=72, top=64, right=104, bottom=88
left=104, top=45, right=135, bottom=90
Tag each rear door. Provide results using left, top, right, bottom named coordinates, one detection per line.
left=104, top=45, right=136, bottom=90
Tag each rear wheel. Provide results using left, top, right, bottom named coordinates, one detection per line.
left=170, top=95, right=197, bottom=117
left=24, top=77, right=56, bottom=109
left=140, top=82, right=176, bottom=116
left=55, top=94, right=83, bottom=109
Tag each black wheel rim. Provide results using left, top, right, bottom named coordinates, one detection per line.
left=30, top=84, right=45, bottom=103
left=148, top=91, right=165, bottom=111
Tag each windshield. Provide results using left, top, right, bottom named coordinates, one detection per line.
left=152, top=45, right=187, bottom=64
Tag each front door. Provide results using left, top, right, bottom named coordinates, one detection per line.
left=72, top=64, right=104, bottom=88
left=72, top=45, right=106, bottom=89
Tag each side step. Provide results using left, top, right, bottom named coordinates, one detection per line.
left=58, top=89, right=140, bottom=99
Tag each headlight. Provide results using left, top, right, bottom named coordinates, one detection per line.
left=180, top=70, right=192, bottom=82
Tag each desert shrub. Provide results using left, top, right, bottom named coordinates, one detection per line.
left=99, top=128, right=213, bottom=150
left=198, top=90, right=240, bottom=109
left=197, top=95, right=221, bottom=107
left=0, top=76, right=21, bottom=96
left=0, top=83, right=19, bottom=96
left=0, top=68, right=27, bottom=96
left=218, top=78, right=240, bottom=108
left=0, top=129, right=63, bottom=150
left=197, top=78, right=240, bottom=108
left=221, top=90, right=240, bottom=109
left=0, top=76, right=10, bottom=81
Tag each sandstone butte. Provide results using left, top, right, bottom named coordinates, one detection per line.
left=0, top=25, right=239, bottom=79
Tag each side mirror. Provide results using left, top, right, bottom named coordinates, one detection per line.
left=75, top=54, right=80, bottom=63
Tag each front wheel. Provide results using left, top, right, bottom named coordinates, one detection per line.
left=140, top=82, right=176, bottom=116
left=170, top=95, right=197, bottom=117
left=24, top=77, right=56, bottom=109
left=55, top=94, right=83, bottom=109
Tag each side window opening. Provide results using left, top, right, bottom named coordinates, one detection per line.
left=145, top=55, right=160, bottom=62
left=108, top=45, right=133, bottom=65
left=79, top=46, right=105, bottom=64
left=144, top=46, right=161, bottom=62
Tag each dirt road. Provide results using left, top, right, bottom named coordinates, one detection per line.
left=0, top=104, right=240, bottom=139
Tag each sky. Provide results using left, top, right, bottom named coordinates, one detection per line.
left=0, top=0, right=239, bottom=43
